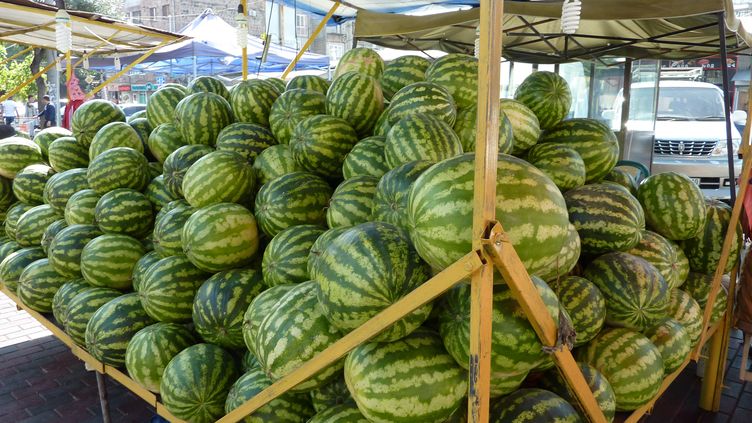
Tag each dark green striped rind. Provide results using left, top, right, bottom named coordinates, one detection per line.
left=408, top=153, right=570, bottom=275
left=682, top=272, right=727, bottom=325
left=0, top=241, right=20, bottom=264
left=604, top=167, right=639, bottom=196
left=132, top=250, right=160, bottom=292
left=174, top=92, right=234, bottom=146
left=425, top=53, right=478, bottom=109
left=327, top=176, right=378, bottom=228
left=160, top=343, right=240, bottom=423
left=192, top=268, right=265, bottom=349
left=86, top=147, right=151, bottom=194
left=13, top=164, right=55, bottom=205
left=15, top=204, right=61, bottom=247
left=645, top=317, right=691, bottom=374
left=265, top=78, right=286, bottom=93
left=241, top=284, right=296, bottom=358
left=489, top=388, right=580, bottom=423
left=309, top=401, right=367, bottom=423
left=513, top=71, right=572, bottom=130
left=373, top=110, right=391, bottom=137
left=637, top=172, right=707, bottom=241
left=548, top=276, right=606, bottom=347
left=128, top=118, right=152, bottom=149
left=48, top=136, right=89, bottom=172
left=94, top=188, right=154, bottom=238
left=313, top=222, right=431, bottom=342
left=290, top=115, right=359, bottom=179
left=216, top=123, right=277, bottom=163
left=682, top=199, right=742, bottom=274
left=162, top=144, right=214, bottom=197
left=80, top=234, right=146, bottom=290
left=269, top=89, right=327, bottom=144
left=229, top=79, right=280, bottom=127
left=17, top=258, right=68, bottom=312
left=334, top=48, right=385, bottom=79
left=286, top=75, right=330, bottom=94
left=85, top=293, right=155, bottom=366
left=327, top=72, right=385, bottom=137
left=64, top=287, right=121, bottom=346
left=153, top=205, right=194, bottom=258
left=262, top=224, right=326, bottom=287
left=254, top=172, right=332, bottom=237
left=64, top=189, right=99, bottom=225
left=147, top=123, right=186, bottom=163
left=71, top=100, right=126, bottom=147
left=48, top=224, right=102, bottom=277
left=125, top=322, right=196, bottom=393
left=564, top=183, right=644, bottom=254
left=43, top=168, right=89, bottom=213
left=527, top=143, right=586, bottom=191
left=583, top=252, right=669, bottom=331
left=89, top=122, right=143, bottom=160
left=0, top=247, right=45, bottom=292
left=33, top=127, right=71, bottom=159
left=380, top=55, right=430, bottom=100
left=51, top=279, right=89, bottom=327
left=541, top=363, right=616, bottom=422
left=453, top=105, right=513, bottom=155
left=187, top=75, right=231, bottom=100
left=0, top=176, right=15, bottom=219
left=387, top=82, right=457, bottom=126
left=41, top=220, right=66, bottom=255
left=307, top=227, right=350, bottom=277
left=385, top=113, right=463, bottom=168
left=310, top=375, right=352, bottom=413
left=5, top=202, right=34, bottom=241
left=0, top=137, right=43, bottom=179
left=342, top=136, right=389, bottom=180
left=146, top=86, right=186, bottom=128
left=252, top=144, right=303, bottom=185
left=139, top=254, right=209, bottom=322
left=225, top=367, right=315, bottom=423
left=345, top=329, right=467, bottom=423
left=182, top=151, right=256, bottom=208
left=578, top=327, right=664, bottom=411
left=539, top=118, right=619, bottom=182
left=371, top=160, right=432, bottom=229
left=145, top=175, right=180, bottom=211
left=242, top=351, right=258, bottom=372
left=667, top=288, right=703, bottom=346
left=500, top=98, right=541, bottom=155
left=255, top=281, right=344, bottom=392
left=627, top=230, right=688, bottom=290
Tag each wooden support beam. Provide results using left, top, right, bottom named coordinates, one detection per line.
left=0, top=45, right=33, bottom=67
left=281, top=1, right=339, bottom=79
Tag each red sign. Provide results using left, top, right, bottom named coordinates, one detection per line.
left=118, top=85, right=131, bottom=91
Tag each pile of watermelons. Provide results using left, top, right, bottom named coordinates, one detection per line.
left=0, top=47, right=739, bottom=423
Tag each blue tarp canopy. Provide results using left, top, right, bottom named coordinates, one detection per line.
left=275, top=1, right=479, bottom=21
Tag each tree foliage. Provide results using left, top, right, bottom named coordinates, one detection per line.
left=0, top=44, right=38, bottom=99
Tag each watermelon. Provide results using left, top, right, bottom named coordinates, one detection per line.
left=0, top=176, right=14, bottom=217
left=269, top=89, right=327, bottom=145
left=254, top=172, right=332, bottom=237
left=537, top=223, right=584, bottom=282
left=192, top=268, right=265, bottom=349
left=548, top=276, right=606, bottom=347
left=0, top=241, right=20, bottom=264
left=252, top=144, right=303, bottom=185
left=146, top=86, right=186, bottom=128
left=241, top=284, right=296, bottom=357
left=345, top=329, right=467, bottom=423
left=425, top=53, right=478, bottom=109
left=162, top=144, right=214, bottom=197
left=147, top=123, right=186, bottom=163
left=148, top=160, right=163, bottom=178
left=500, top=98, right=541, bottom=155
left=0, top=247, right=45, bottom=292
left=542, top=363, right=616, bottom=422
left=71, top=100, right=126, bottom=146
left=138, top=254, right=209, bottom=322
left=145, top=175, right=179, bottom=210
left=160, top=343, right=240, bottom=423
left=313, top=222, right=431, bottom=341
left=85, top=293, right=155, bottom=366
left=387, top=82, right=457, bottom=126
left=174, top=92, right=234, bottom=146
left=128, top=117, right=153, bottom=148
left=514, top=71, right=572, bottom=130
left=153, top=205, right=193, bottom=258
left=132, top=250, right=161, bottom=292
left=682, top=199, right=742, bottom=274
left=310, top=375, right=351, bottom=412
left=33, top=126, right=71, bottom=159
left=307, top=227, right=350, bottom=277
left=188, top=75, right=230, bottom=100
left=125, top=322, right=196, bottom=393
left=64, top=287, right=122, bottom=345
left=578, top=327, right=664, bottom=411
left=327, top=72, right=385, bottom=137
left=47, top=136, right=89, bottom=172
left=373, top=110, right=391, bottom=137
left=51, top=279, right=89, bottom=327
left=627, top=230, right=689, bottom=290
left=645, top=317, right=691, bottom=374
left=637, top=172, right=707, bottom=241
left=16, top=258, right=68, bottom=312
left=5, top=202, right=33, bottom=241
left=14, top=204, right=60, bottom=247
left=128, top=110, right=146, bottom=122
left=255, top=281, right=344, bottom=391
left=87, top=147, right=151, bottom=194
left=489, top=389, right=580, bottom=422
left=583, top=252, right=669, bottom=331
left=241, top=351, right=258, bottom=373
left=262, top=224, right=325, bottom=287
left=682, top=272, right=727, bottom=325
left=43, top=168, right=89, bottom=213
left=286, top=75, right=330, bottom=94
left=327, top=176, right=378, bottom=228
left=182, top=151, right=256, bottom=208
left=89, top=121, right=143, bottom=160
left=452, top=105, right=513, bottom=155
left=668, top=288, right=704, bottom=346
left=385, top=113, right=463, bottom=168
left=94, top=188, right=154, bottom=237
left=407, top=153, right=570, bottom=276
left=48, top=224, right=102, bottom=277
left=309, top=401, right=367, bottom=423
left=229, top=79, right=280, bottom=126
left=265, top=77, right=286, bottom=93
left=342, top=136, right=389, bottom=180
left=0, top=137, right=43, bottom=178
left=604, top=167, right=639, bottom=196
left=80, top=234, right=146, bottom=290
left=371, top=160, right=432, bottom=229
left=381, top=55, right=431, bottom=100
left=564, top=183, right=644, bottom=254
left=526, top=143, right=586, bottom=191
left=225, top=367, right=315, bottom=422
left=64, top=189, right=99, bottom=225
left=334, top=48, right=385, bottom=79
left=216, top=123, right=276, bottom=163
left=289, top=115, right=359, bottom=179
left=41, top=219, right=67, bottom=255
left=159, top=83, right=187, bottom=93
left=13, top=164, right=55, bottom=205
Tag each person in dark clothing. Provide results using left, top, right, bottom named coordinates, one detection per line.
left=36, top=95, right=56, bottom=128
left=0, top=124, right=15, bottom=139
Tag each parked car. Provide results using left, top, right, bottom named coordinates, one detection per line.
left=120, top=103, right=147, bottom=118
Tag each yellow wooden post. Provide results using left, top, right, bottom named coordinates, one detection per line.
left=281, top=2, right=339, bottom=79
left=0, top=45, right=33, bottom=67
left=0, top=56, right=62, bottom=103
left=241, top=0, right=248, bottom=80
left=66, top=50, right=72, bottom=81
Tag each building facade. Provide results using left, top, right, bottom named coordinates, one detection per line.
left=123, top=0, right=266, bottom=36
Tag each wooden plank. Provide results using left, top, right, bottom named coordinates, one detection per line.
left=281, top=2, right=339, bottom=79
left=105, top=366, right=157, bottom=406
left=623, top=356, right=693, bottom=423
left=71, top=344, right=105, bottom=373
left=156, top=402, right=188, bottom=423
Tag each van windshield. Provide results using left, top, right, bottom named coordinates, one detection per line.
left=630, top=86, right=725, bottom=121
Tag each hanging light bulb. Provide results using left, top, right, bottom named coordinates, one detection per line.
left=236, top=4, right=248, bottom=49
left=56, top=55, right=62, bottom=71
left=83, top=51, right=90, bottom=70
left=561, top=0, right=582, bottom=35
left=55, top=9, right=72, bottom=53
left=113, top=51, right=121, bottom=70
left=474, top=26, right=480, bottom=58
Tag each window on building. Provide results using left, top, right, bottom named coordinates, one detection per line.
left=162, top=5, right=169, bottom=16
left=296, top=14, right=308, bottom=37
left=130, top=10, right=142, bottom=24
left=149, top=7, right=157, bottom=21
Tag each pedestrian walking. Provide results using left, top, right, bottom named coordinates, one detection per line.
left=1, top=93, right=20, bottom=126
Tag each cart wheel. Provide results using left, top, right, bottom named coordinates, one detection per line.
left=615, top=160, right=650, bottom=184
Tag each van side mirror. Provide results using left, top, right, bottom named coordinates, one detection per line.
left=732, top=109, right=747, bottom=124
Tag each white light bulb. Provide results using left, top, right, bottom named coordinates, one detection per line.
left=236, top=4, right=248, bottom=49
left=474, top=26, right=480, bottom=58
left=113, top=53, right=121, bottom=70
left=561, top=0, right=582, bottom=35
left=55, top=10, right=72, bottom=53
left=83, top=53, right=89, bottom=70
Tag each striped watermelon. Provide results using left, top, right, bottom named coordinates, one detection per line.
left=327, top=176, right=379, bottom=228
left=682, top=199, right=742, bottom=274
left=262, top=224, right=325, bottom=287
left=605, top=167, right=639, bottom=196
left=80, top=234, right=146, bottom=290
left=0, top=137, right=43, bottom=179
left=453, top=105, right=513, bottom=155
left=5, top=202, right=33, bottom=241
left=539, top=118, right=620, bottom=183
left=526, top=143, right=586, bottom=191
left=242, top=284, right=296, bottom=357
left=425, top=53, right=478, bottom=109
left=564, top=183, right=644, bottom=254
left=286, top=74, right=330, bottom=94
left=132, top=250, right=160, bottom=292
left=147, top=123, right=186, bottom=163
left=500, top=99, right=541, bottom=155
left=182, top=203, right=260, bottom=272
left=71, top=100, right=126, bottom=147
left=256, top=281, right=343, bottom=391
left=51, top=279, right=89, bottom=327
left=385, top=113, right=463, bottom=168
left=225, top=367, right=315, bottom=422
left=229, top=79, right=280, bottom=126
left=372, top=160, right=432, bottom=229
left=17, top=258, right=68, bottom=312
left=15, top=204, right=61, bottom=247
left=174, top=92, right=234, bottom=146
left=313, top=222, right=431, bottom=341
left=89, top=122, right=143, bottom=160
left=307, top=227, right=350, bottom=277
left=0, top=241, right=20, bottom=264
left=139, top=254, right=210, bottom=322
left=0, top=247, right=45, bottom=292
left=408, top=153, right=570, bottom=275
left=645, top=317, right=691, bottom=374
left=0, top=176, right=14, bottom=218
left=33, top=127, right=71, bottom=159
left=85, top=293, right=155, bottom=366
left=87, top=147, right=151, bottom=194
left=145, top=175, right=180, bottom=210
left=289, top=115, right=359, bottom=179
left=254, top=172, right=332, bottom=237
left=41, top=219, right=66, bottom=255
left=327, top=72, right=385, bottom=137
left=269, top=89, right=327, bottom=145
left=514, top=71, right=572, bottom=130
left=129, top=117, right=152, bottom=147
left=668, top=288, right=703, bottom=346
left=182, top=151, right=256, bottom=208
left=578, top=327, right=664, bottom=411
left=252, top=144, right=303, bottom=185
left=188, top=75, right=231, bottom=100
left=216, top=123, right=277, bottom=163
left=64, top=189, right=99, bottom=225
left=334, top=48, right=385, bottom=79
left=13, top=164, right=55, bottom=205
left=153, top=205, right=194, bottom=258
left=637, top=172, right=707, bottom=241
left=345, top=329, right=467, bottom=423
left=387, top=82, right=457, bottom=126
left=342, top=136, right=389, bottom=180
left=583, top=252, right=669, bottom=331
left=548, top=276, right=606, bottom=347
left=48, top=136, right=89, bottom=172
left=310, top=376, right=351, bottom=412
left=64, top=287, right=122, bottom=345
left=265, top=78, right=287, bottom=93
left=94, top=188, right=154, bottom=237
left=43, top=168, right=89, bottom=213
left=125, top=322, right=196, bottom=393
left=48, top=224, right=102, bottom=277
left=159, top=83, right=187, bottom=93
left=682, top=273, right=727, bottom=325
left=373, top=110, right=391, bottom=137
left=542, top=363, right=616, bottom=422
left=626, top=230, right=688, bottom=290
left=192, top=268, right=265, bottom=349
left=241, top=351, right=258, bottom=372
left=162, top=144, right=214, bottom=197
left=381, top=55, right=431, bottom=100
left=146, top=86, right=186, bottom=128
left=309, top=401, right=366, bottom=423
left=160, top=343, right=240, bottom=423
left=490, top=389, right=580, bottom=422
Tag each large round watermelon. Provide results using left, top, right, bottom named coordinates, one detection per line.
left=64, top=189, right=100, bottom=225
left=385, top=113, right=463, bottom=168
left=146, top=86, right=186, bottom=128
left=380, top=55, right=430, bottom=100
left=539, top=118, right=620, bottom=182
left=162, top=144, right=214, bottom=197
left=48, top=136, right=89, bottom=172
left=645, top=317, right=691, bottom=374
left=542, top=363, right=616, bottom=422
left=452, top=105, right=513, bottom=155
left=188, top=76, right=230, bottom=100
left=43, top=168, right=89, bottom=213
left=15, top=204, right=61, bottom=247
left=548, top=276, right=605, bottom=347
left=86, top=147, right=151, bottom=194
left=71, top=100, right=126, bottom=147
left=33, top=126, right=71, bottom=159
left=85, top=293, right=155, bottom=366
left=216, top=122, right=276, bottom=163
left=0, top=247, right=45, bottom=292
left=147, top=123, right=186, bottom=163
left=627, top=230, right=689, bottom=290
left=225, top=367, right=315, bottom=422
left=252, top=144, right=303, bottom=185
left=668, top=288, right=703, bottom=346
left=425, top=53, right=478, bottom=109
left=13, top=164, right=55, bottom=205
left=138, top=254, right=209, bottom=322
left=64, top=287, right=121, bottom=346
left=48, top=224, right=102, bottom=278
left=334, top=48, right=385, bottom=79
left=269, top=89, right=326, bottom=145
left=153, top=205, right=194, bottom=258
left=89, top=121, right=143, bottom=160
left=80, top=234, right=146, bottom=290
left=289, top=115, right=359, bottom=179
left=254, top=172, right=332, bottom=237
left=229, top=79, right=279, bottom=126
left=182, top=150, right=256, bottom=208
left=174, top=92, right=234, bottom=146
left=51, top=279, right=89, bottom=327
left=307, top=227, right=351, bottom=277
left=286, top=75, right=330, bottom=94
left=94, top=188, right=154, bottom=238
left=681, top=199, right=742, bottom=274
left=145, top=175, right=179, bottom=210
left=526, top=143, right=586, bottom=191
left=500, top=98, right=541, bottom=155
left=125, top=322, right=196, bottom=393
left=342, top=136, right=389, bottom=180
left=262, top=224, right=326, bottom=287
left=5, top=202, right=34, bottom=241
left=17, top=258, right=68, bottom=313
left=371, top=160, right=432, bottom=230
left=327, top=72, right=384, bottom=137
left=241, top=284, right=296, bottom=357
left=514, top=71, right=572, bottom=130
left=387, top=82, right=457, bottom=126
left=490, top=389, right=580, bottom=422
left=637, top=172, right=707, bottom=241
left=0, top=137, right=43, bottom=179
left=327, top=176, right=379, bottom=228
